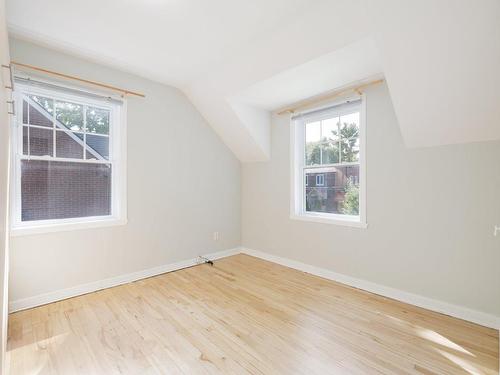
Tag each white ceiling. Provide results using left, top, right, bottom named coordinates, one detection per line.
left=6, top=0, right=500, bottom=161
left=234, top=38, right=382, bottom=111
left=182, top=1, right=372, bottom=161
left=6, top=0, right=313, bottom=86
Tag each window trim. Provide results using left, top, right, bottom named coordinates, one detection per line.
left=290, top=95, right=367, bottom=228
left=9, top=83, right=128, bottom=236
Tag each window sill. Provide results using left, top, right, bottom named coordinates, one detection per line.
left=290, top=213, right=367, bottom=228
left=10, top=217, right=127, bottom=237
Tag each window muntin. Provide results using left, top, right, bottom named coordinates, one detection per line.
left=292, top=98, right=365, bottom=226
left=11, top=84, right=124, bottom=232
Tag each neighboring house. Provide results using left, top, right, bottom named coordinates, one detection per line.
left=305, top=165, right=359, bottom=213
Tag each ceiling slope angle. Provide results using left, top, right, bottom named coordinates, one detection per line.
left=6, top=0, right=378, bottom=162
left=191, top=37, right=383, bottom=162
left=367, top=0, right=500, bottom=148
left=6, top=1, right=500, bottom=161
left=183, top=1, right=378, bottom=162
left=6, top=0, right=318, bottom=87
left=234, top=38, right=383, bottom=112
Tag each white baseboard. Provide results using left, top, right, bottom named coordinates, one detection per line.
left=9, top=246, right=500, bottom=331
left=8, top=247, right=241, bottom=313
left=241, top=247, right=500, bottom=330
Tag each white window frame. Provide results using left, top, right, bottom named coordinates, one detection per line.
left=290, top=95, right=367, bottom=228
left=10, top=82, right=127, bottom=236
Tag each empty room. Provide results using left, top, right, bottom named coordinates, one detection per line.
left=0, top=0, right=499, bottom=374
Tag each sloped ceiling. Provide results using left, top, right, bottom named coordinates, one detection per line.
left=368, top=0, right=500, bottom=148
left=6, top=0, right=500, bottom=161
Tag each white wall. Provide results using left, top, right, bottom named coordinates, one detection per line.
left=7, top=39, right=500, bottom=327
left=8, top=39, right=241, bottom=303
left=242, top=83, right=500, bottom=318
left=0, top=1, right=9, bottom=371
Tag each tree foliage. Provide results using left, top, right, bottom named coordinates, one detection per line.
left=31, top=95, right=53, bottom=113
left=305, top=189, right=324, bottom=212
left=30, top=95, right=109, bottom=134
left=305, top=121, right=359, bottom=165
left=339, top=123, right=359, bottom=163
left=341, top=178, right=359, bottom=215
left=86, top=107, right=110, bottom=135
left=56, top=101, right=83, bottom=131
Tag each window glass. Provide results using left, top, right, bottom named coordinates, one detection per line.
left=305, top=165, right=359, bottom=215
left=23, top=126, right=53, bottom=157
left=321, top=117, right=339, bottom=141
left=86, top=106, right=110, bottom=135
left=56, top=130, right=84, bottom=159
left=339, top=112, right=360, bottom=163
left=23, top=96, right=54, bottom=127
left=56, top=100, right=84, bottom=131
left=305, top=121, right=320, bottom=143
left=14, top=86, right=120, bottom=229
left=86, top=134, right=109, bottom=160
left=21, top=160, right=111, bottom=221
left=321, top=142, right=339, bottom=164
left=298, top=105, right=362, bottom=220
left=340, top=137, right=359, bottom=163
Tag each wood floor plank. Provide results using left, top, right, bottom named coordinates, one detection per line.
left=7, top=254, right=499, bottom=375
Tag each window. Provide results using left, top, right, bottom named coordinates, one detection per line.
left=315, top=174, right=325, bottom=186
left=10, top=82, right=127, bottom=235
left=290, top=97, right=366, bottom=227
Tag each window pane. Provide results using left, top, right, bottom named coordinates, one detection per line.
left=23, top=126, right=53, bottom=156
left=305, top=141, right=321, bottom=165
left=305, top=121, right=320, bottom=143
left=339, top=112, right=359, bottom=140
left=86, top=134, right=109, bottom=160
left=305, top=165, right=359, bottom=215
left=86, top=106, right=110, bottom=135
left=321, top=141, right=340, bottom=164
left=56, top=130, right=84, bottom=159
left=23, top=96, right=54, bottom=127
left=322, top=117, right=339, bottom=141
left=56, top=100, right=84, bottom=131
left=341, top=137, right=359, bottom=163
left=21, top=160, right=111, bottom=221
left=338, top=112, right=360, bottom=163
left=307, top=142, right=340, bottom=166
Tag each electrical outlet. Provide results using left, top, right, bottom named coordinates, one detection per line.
left=213, top=232, right=219, bottom=241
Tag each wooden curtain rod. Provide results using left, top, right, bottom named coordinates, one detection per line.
left=10, top=61, right=145, bottom=98
left=276, top=78, right=384, bottom=115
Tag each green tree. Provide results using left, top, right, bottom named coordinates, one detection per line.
left=55, top=101, right=83, bottom=131
left=86, top=106, right=109, bottom=134
left=305, top=189, right=323, bottom=211
left=305, top=121, right=358, bottom=165
left=31, top=95, right=53, bottom=113
left=341, top=178, right=359, bottom=215
left=339, top=122, right=359, bottom=163
left=30, top=96, right=109, bottom=135
left=305, top=141, right=322, bottom=165
left=306, top=140, right=340, bottom=165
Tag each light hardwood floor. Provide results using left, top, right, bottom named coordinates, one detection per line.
left=7, top=254, right=499, bottom=375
